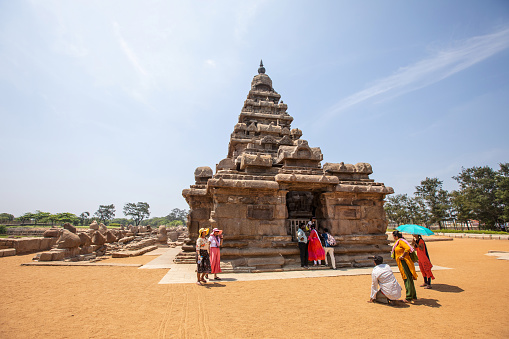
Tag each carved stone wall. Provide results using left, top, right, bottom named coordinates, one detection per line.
left=182, top=62, right=394, bottom=269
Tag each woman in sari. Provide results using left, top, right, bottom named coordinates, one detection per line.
left=196, top=228, right=211, bottom=285
left=391, top=231, right=418, bottom=302
left=412, top=234, right=435, bottom=288
left=307, top=225, right=325, bottom=266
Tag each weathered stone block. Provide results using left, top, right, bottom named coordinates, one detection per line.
left=43, top=228, right=60, bottom=238
left=14, top=238, right=41, bottom=254
left=247, top=205, right=274, bottom=220
left=0, top=248, right=16, bottom=257
left=361, top=206, right=384, bottom=219
left=80, top=246, right=93, bottom=254
left=39, top=252, right=54, bottom=261
left=40, top=237, right=57, bottom=250
left=247, top=256, right=285, bottom=267
left=51, top=251, right=65, bottom=261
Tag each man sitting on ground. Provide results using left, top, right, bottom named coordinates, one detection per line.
left=368, top=255, right=402, bottom=305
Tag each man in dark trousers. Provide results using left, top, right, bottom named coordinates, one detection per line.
left=296, top=222, right=309, bottom=268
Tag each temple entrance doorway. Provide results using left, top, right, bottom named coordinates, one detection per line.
left=286, top=191, right=322, bottom=241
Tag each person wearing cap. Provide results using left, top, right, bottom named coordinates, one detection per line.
left=208, top=228, right=223, bottom=280
left=368, top=255, right=402, bottom=305
left=196, top=228, right=211, bottom=286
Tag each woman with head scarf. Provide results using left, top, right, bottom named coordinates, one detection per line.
left=412, top=234, right=435, bottom=288
left=391, top=230, right=418, bottom=302
left=196, top=228, right=211, bottom=285
left=208, top=228, right=223, bottom=280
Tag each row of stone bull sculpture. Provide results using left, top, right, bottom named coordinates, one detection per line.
left=35, top=221, right=172, bottom=261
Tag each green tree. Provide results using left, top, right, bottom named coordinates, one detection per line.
left=384, top=194, right=427, bottom=225
left=453, top=166, right=502, bottom=230
left=47, top=214, right=59, bottom=226
left=123, top=202, right=150, bottom=226
left=94, top=204, right=116, bottom=225
left=110, top=218, right=131, bottom=226
left=415, top=177, right=450, bottom=229
left=167, top=208, right=188, bottom=224
left=169, top=219, right=184, bottom=226
left=56, top=212, right=79, bottom=225
left=0, top=213, right=14, bottom=223
left=79, top=212, right=90, bottom=226
left=16, top=212, right=34, bottom=225
left=34, top=210, right=51, bottom=225
left=496, top=163, right=509, bottom=223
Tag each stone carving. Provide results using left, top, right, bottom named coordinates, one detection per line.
left=78, top=232, right=92, bottom=247
left=183, top=63, right=394, bottom=269
left=157, top=225, right=168, bottom=244
left=63, top=223, right=77, bottom=234
left=91, top=231, right=106, bottom=246
left=56, top=229, right=81, bottom=249
left=89, top=220, right=99, bottom=230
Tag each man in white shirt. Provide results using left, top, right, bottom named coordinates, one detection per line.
left=368, top=255, right=402, bottom=305
left=296, top=223, right=308, bottom=268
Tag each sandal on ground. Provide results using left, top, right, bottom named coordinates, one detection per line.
left=196, top=281, right=203, bottom=286
left=420, top=284, right=427, bottom=287
left=200, top=280, right=207, bottom=283
left=214, top=277, right=222, bottom=280
left=424, top=285, right=432, bottom=289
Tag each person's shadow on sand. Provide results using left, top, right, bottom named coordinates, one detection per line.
left=203, top=282, right=227, bottom=289
left=412, top=298, right=441, bottom=308
left=429, top=283, right=464, bottom=293
left=386, top=301, right=410, bottom=309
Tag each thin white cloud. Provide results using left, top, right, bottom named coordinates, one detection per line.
left=112, top=21, right=148, bottom=78
left=322, top=27, right=509, bottom=120
left=204, top=59, right=216, bottom=67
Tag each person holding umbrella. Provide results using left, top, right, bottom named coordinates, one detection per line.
left=396, top=224, right=435, bottom=290
left=412, top=234, right=435, bottom=288
left=391, top=230, right=418, bottom=302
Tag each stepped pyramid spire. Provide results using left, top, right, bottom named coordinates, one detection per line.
left=182, top=63, right=394, bottom=271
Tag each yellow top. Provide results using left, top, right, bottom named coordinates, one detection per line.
left=393, top=239, right=418, bottom=280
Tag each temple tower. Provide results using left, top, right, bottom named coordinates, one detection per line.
left=182, top=62, right=394, bottom=269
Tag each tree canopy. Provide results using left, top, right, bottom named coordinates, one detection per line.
left=123, top=202, right=150, bottom=226
left=385, top=163, right=509, bottom=231
left=94, top=204, right=116, bottom=224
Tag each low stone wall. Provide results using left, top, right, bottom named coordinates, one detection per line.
left=434, top=233, right=509, bottom=240
left=0, top=237, right=57, bottom=254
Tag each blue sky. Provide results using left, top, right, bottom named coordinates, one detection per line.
left=1, top=1, right=508, bottom=218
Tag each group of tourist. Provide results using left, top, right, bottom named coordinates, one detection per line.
left=296, top=217, right=336, bottom=269
left=195, top=227, right=223, bottom=285
left=369, top=230, right=435, bottom=305
left=194, top=220, right=436, bottom=305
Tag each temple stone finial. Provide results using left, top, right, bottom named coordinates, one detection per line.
left=258, top=59, right=265, bottom=74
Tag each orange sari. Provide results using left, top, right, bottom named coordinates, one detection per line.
left=415, top=238, right=434, bottom=279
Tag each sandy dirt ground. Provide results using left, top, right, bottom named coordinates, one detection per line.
left=1, top=237, right=508, bottom=339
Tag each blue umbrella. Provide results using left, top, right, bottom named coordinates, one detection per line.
left=396, top=224, right=434, bottom=236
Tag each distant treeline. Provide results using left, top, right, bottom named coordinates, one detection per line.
left=384, top=163, right=508, bottom=231
left=0, top=205, right=188, bottom=228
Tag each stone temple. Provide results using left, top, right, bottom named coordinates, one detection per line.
left=182, top=61, right=394, bottom=270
